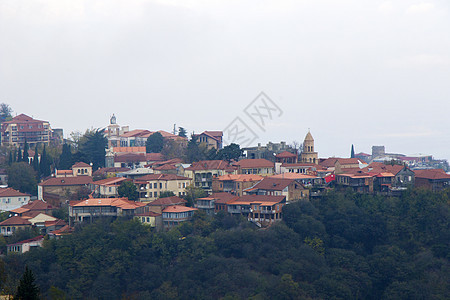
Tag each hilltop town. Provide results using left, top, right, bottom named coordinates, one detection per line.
left=0, top=109, right=448, bottom=299
left=0, top=110, right=449, bottom=245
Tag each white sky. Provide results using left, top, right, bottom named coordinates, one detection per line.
left=1, top=0, right=449, bottom=159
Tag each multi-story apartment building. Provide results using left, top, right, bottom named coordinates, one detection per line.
left=134, top=174, right=192, bottom=201
left=1, top=114, right=51, bottom=148
left=184, top=160, right=236, bottom=191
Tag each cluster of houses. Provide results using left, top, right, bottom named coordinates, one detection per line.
left=1, top=114, right=450, bottom=255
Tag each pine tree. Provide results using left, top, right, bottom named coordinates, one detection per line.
left=14, top=266, right=40, bottom=300
left=23, top=140, right=29, bottom=163
left=351, top=144, right=355, bottom=158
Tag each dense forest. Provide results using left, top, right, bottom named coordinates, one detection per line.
left=1, top=189, right=449, bottom=299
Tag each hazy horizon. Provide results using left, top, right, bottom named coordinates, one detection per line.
left=1, top=1, right=449, bottom=160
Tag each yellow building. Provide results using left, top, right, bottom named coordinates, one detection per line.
left=134, top=174, right=192, bottom=202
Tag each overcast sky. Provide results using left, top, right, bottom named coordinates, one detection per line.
left=1, top=0, right=449, bottom=160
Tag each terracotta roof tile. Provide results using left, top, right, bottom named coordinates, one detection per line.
left=39, top=176, right=93, bottom=186
left=0, top=216, right=32, bottom=226
left=0, top=188, right=30, bottom=197
left=414, top=169, right=450, bottom=180
left=186, top=160, right=235, bottom=171
left=216, top=174, right=264, bottom=182
left=233, top=159, right=274, bottom=169
left=276, top=151, right=297, bottom=158
left=163, top=205, right=198, bottom=213
left=72, top=162, right=91, bottom=168
left=250, top=177, right=294, bottom=191
left=148, top=196, right=187, bottom=206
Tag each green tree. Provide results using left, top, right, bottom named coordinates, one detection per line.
left=77, top=129, right=107, bottom=170
left=146, top=132, right=164, bottom=153
left=118, top=181, right=138, bottom=200
left=161, top=139, right=186, bottom=160
left=184, top=185, right=208, bottom=207
left=14, top=266, right=40, bottom=300
left=351, top=144, right=355, bottom=158
left=8, top=151, right=13, bottom=165
left=32, top=146, right=40, bottom=177
left=159, top=191, right=175, bottom=198
left=39, top=145, right=51, bottom=177
left=186, top=134, right=207, bottom=163
left=59, top=144, right=73, bottom=170
left=0, top=103, right=13, bottom=122
left=217, top=143, right=242, bottom=162
left=17, top=147, right=23, bottom=162
left=23, top=140, right=30, bottom=163
left=178, top=127, right=187, bottom=138
left=7, top=162, right=37, bottom=195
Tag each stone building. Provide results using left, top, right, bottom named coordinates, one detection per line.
left=300, top=131, right=318, bottom=164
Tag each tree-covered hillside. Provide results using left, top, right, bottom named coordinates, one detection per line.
left=1, top=189, right=449, bottom=299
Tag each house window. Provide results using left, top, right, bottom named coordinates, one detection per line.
left=154, top=183, right=157, bottom=189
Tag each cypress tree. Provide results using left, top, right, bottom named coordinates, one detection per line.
left=33, top=146, right=40, bottom=176
left=351, top=144, right=355, bottom=158
left=39, top=145, right=51, bottom=177
left=23, top=140, right=29, bottom=163
left=17, top=147, right=22, bottom=162
left=59, top=144, right=73, bottom=170
left=14, top=266, right=40, bottom=300
left=8, top=151, right=13, bottom=165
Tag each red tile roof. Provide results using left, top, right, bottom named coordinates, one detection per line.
left=154, top=164, right=177, bottom=171
left=216, top=174, right=264, bottom=182
left=0, top=187, right=30, bottom=197
left=233, top=159, right=274, bottom=169
left=20, top=200, right=53, bottom=211
left=210, top=192, right=239, bottom=204
left=0, top=216, right=31, bottom=226
left=7, top=235, right=44, bottom=246
left=120, top=129, right=151, bottom=138
left=72, top=162, right=91, bottom=168
left=39, top=176, right=93, bottom=186
left=250, top=177, right=295, bottom=191
left=276, top=151, right=297, bottom=158
left=414, top=169, right=450, bottom=180
left=146, top=153, right=165, bottom=161
left=92, top=177, right=127, bottom=186
left=2, top=114, right=47, bottom=125
left=114, top=153, right=148, bottom=163
left=270, top=173, right=317, bottom=179
left=163, top=205, right=198, bottom=213
left=70, top=197, right=146, bottom=210
left=112, top=146, right=146, bottom=154
left=186, top=160, right=235, bottom=171
left=93, top=167, right=130, bottom=176
left=147, top=196, right=187, bottom=206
